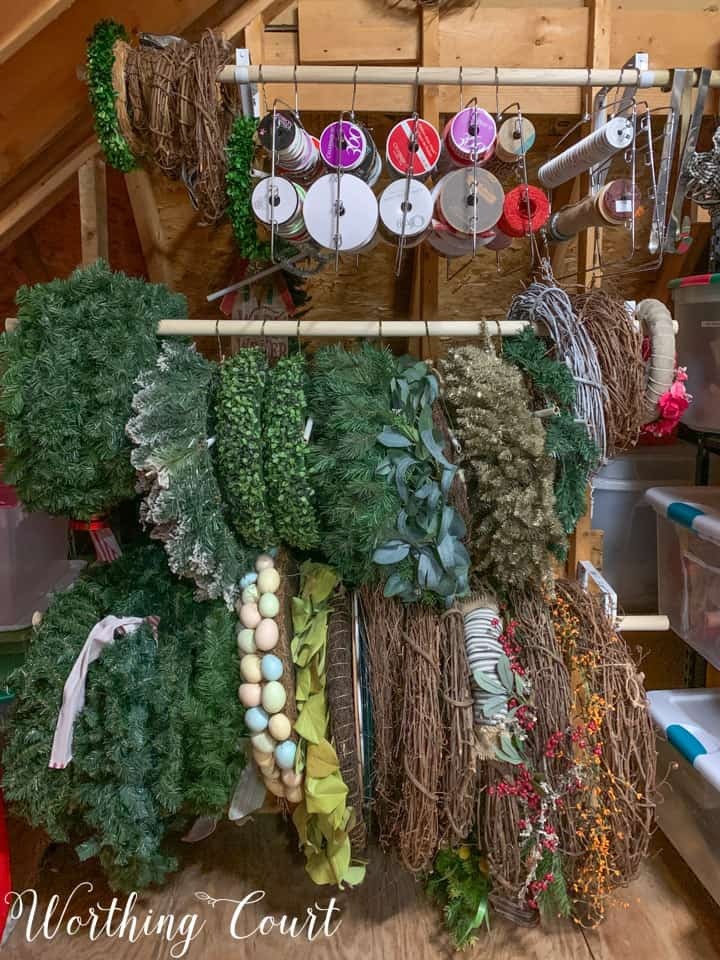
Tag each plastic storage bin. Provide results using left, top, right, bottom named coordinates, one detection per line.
left=0, top=482, right=71, bottom=631
left=647, top=486, right=720, bottom=667
left=649, top=688, right=720, bottom=904
left=670, top=275, right=720, bottom=432
left=591, top=443, right=699, bottom=613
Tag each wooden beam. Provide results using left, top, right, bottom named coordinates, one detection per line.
left=78, top=156, right=108, bottom=264
left=124, top=169, right=174, bottom=287
left=0, top=0, right=76, bottom=65
left=12, top=231, right=51, bottom=284
left=0, top=136, right=98, bottom=252
left=219, top=0, right=296, bottom=39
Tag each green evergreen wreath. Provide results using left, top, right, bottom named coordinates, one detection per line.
left=127, top=339, right=252, bottom=606
left=0, top=260, right=185, bottom=519
left=215, top=348, right=276, bottom=548
left=265, top=353, right=320, bottom=549
left=86, top=19, right=138, bottom=172
left=2, top=544, right=244, bottom=892
left=503, top=328, right=599, bottom=539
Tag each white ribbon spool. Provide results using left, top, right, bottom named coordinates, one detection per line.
left=303, top=173, right=379, bottom=253
left=538, top=117, right=634, bottom=190
left=379, top=179, right=434, bottom=238
left=251, top=176, right=301, bottom=228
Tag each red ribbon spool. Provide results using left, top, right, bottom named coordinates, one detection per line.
left=497, top=185, right=550, bottom=238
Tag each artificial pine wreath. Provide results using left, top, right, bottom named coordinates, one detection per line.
left=504, top=329, right=599, bottom=540
left=440, top=344, right=563, bottom=592
left=127, top=339, right=252, bottom=606
left=265, top=353, right=320, bottom=549
left=86, top=20, right=138, bottom=172
left=0, top=260, right=185, bottom=519
left=214, top=348, right=277, bottom=548
left=3, top=544, right=244, bottom=892
left=310, top=345, right=469, bottom=604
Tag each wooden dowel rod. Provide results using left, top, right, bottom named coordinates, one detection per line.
left=4, top=318, right=529, bottom=337
left=616, top=615, right=670, bottom=632
left=220, top=64, right=718, bottom=89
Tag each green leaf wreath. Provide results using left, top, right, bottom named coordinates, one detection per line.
left=503, top=328, right=599, bottom=541
left=127, top=338, right=252, bottom=606
left=265, top=352, right=320, bottom=549
left=86, top=20, right=138, bottom=172
left=0, top=260, right=186, bottom=519
left=214, top=348, right=277, bottom=548
left=226, top=115, right=271, bottom=260
left=309, top=344, right=469, bottom=604
left=2, top=544, right=244, bottom=892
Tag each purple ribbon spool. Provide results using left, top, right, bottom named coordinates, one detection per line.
left=320, top=120, right=369, bottom=171
left=448, top=107, right=497, bottom=160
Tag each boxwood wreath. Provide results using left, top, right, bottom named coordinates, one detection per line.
left=127, top=338, right=252, bottom=606
left=503, top=328, right=600, bottom=543
left=214, top=348, right=277, bottom=549
left=309, top=344, right=469, bottom=605
left=265, top=353, right=320, bottom=549
left=0, top=260, right=185, bottom=519
left=440, top=344, right=563, bottom=593
left=86, top=19, right=138, bottom=172
left=2, top=544, right=244, bottom=892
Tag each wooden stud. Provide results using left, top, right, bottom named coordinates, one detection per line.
left=78, top=156, right=108, bottom=265
left=124, top=169, right=174, bottom=287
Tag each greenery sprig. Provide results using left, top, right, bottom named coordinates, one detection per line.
left=127, top=339, right=252, bottom=606
left=426, top=846, right=490, bottom=950
left=265, top=353, right=320, bottom=549
left=214, top=348, right=276, bottom=548
left=0, top=260, right=185, bottom=519
left=86, top=20, right=138, bottom=172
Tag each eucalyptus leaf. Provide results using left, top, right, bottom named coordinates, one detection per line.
left=497, top=655, right=514, bottom=693
left=373, top=540, right=410, bottom=565
left=384, top=572, right=410, bottom=598
left=377, top=430, right=413, bottom=449
left=482, top=695, right=508, bottom=718
left=473, top=670, right=506, bottom=696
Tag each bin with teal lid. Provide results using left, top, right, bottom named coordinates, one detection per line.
left=670, top=274, right=720, bottom=431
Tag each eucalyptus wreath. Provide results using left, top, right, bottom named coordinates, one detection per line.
left=0, top=260, right=185, bottom=519
left=310, top=345, right=469, bottom=604
left=503, top=328, right=599, bottom=540
left=86, top=19, right=138, bottom=172
left=214, top=348, right=276, bottom=548
left=127, top=339, right=252, bottom=606
left=265, top=353, right=320, bottom=549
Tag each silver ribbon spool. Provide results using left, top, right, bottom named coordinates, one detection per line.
left=377, top=179, right=434, bottom=248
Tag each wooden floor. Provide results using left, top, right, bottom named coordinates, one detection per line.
left=5, top=816, right=720, bottom=959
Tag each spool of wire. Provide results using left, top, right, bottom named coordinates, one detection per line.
left=433, top=168, right=505, bottom=236
left=319, top=120, right=380, bottom=185
left=598, top=178, right=640, bottom=225
left=497, top=185, right=550, bottom=238
left=378, top=179, right=433, bottom=247
left=385, top=117, right=442, bottom=180
left=303, top=173, right=379, bottom=254
left=251, top=176, right=311, bottom=244
left=548, top=179, right=640, bottom=241
left=494, top=116, right=536, bottom=164
left=538, top=117, right=634, bottom=190
left=438, top=106, right=497, bottom=172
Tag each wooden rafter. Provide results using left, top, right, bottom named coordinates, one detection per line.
left=124, top=169, right=174, bottom=287
left=0, top=0, right=76, bottom=65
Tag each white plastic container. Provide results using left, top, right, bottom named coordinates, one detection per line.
left=671, top=275, right=720, bottom=432
left=591, top=443, right=699, bottom=613
left=649, top=688, right=720, bottom=904
left=647, top=486, right=720, bottom=667
left=0, top=482, right=71, bottom=631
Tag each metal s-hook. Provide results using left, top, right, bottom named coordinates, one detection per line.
left=413, top=65, right=421, bottom=116
left=350, top=64, right=359, bottom=119
left=494, top=66, right=501, bottom=120
left=258, top=63, right=269, bottom=114
left=458, top=65, right=464, bottom=112
left=215, top=314, right=225, bottom=363
left=293, top=64, right=300, bottom=118
left=295, top=313, right=303, bottom=353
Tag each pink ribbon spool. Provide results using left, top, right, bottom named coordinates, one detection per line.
left=386, top=117, right=442, bottom=179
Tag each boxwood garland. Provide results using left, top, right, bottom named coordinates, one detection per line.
left=226, top=115, right=271, bottom=260
left=0, top=260, right=185, bottom=519
left=127, top=339, right=252, bottom=607
left=265, top=353, right=320, bottom=549
left=214, top=349, right=277, bottom=548
left=86, top=19, right=138, bottom=172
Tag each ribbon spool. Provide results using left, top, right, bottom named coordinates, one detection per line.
left=548, top=179, right=640, bottom=241
left=434, top=168, right=505, bottom=236
left=258, top=111, right=320, bottom=184
left=304, top=173, right=379, bottom=253
left=385, top=117, right=442, bottom=179
left=428, top=222, right=494, bottom=258
left=378, top=179, right=434, bottom=247
left=251, top=176, right=310, bottom=244
left=538, top=117, right=635, bottom=190
left=494, top=116, right=536, bottom=164
left=319, top=120, right=380, bottom=185
left=438, top=107, right=497, bottom=172
left=497, top=185, right=550, bottom=238
left=486, top=229, right=513, bottom=252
